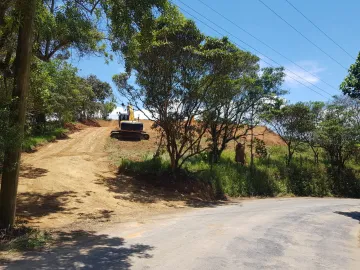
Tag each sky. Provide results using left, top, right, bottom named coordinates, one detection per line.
left=73, top=0, right=360, bottom=118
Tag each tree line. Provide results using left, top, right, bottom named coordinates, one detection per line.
left=114, top=4, right=360, bottom=197
left=114, top=5, right=286, bottom=170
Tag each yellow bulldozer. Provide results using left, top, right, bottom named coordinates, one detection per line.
left=110, top=104, right=150, bottom=140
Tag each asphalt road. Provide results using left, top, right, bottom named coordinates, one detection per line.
left=4, top=198, right=360, bottom=269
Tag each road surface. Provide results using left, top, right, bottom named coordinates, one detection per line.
left=4, top=198, right=360, bottom=269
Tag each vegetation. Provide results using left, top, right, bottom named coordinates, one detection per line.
left=0, top=224, right=52, bottom=252
left=115, top=8, right=360, bottom=199
left=120, top=142, right=360, bottom=198
left=22, top=127, right=68, bottom=152
left=1, top=0, right=360, bottom=231
left=341, top=52, right=360, bottom=99
left=0, top=0, right=167, bottom=229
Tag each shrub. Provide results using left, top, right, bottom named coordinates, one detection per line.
left=0, top=225, right=51, bottom=252
left=254, top=138, right=267, bottom=158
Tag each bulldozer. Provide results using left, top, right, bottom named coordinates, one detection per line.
left=110, top=104, right=150, bottom=140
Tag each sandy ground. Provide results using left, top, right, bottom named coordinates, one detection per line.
left=17, top=120, right=186, bottom=231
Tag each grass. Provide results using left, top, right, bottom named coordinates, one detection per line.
left=118, top=145, right=360, bottom=199
left=22, top=127, right=68, bottom=152
left=0, top=225, right=52, bottom=252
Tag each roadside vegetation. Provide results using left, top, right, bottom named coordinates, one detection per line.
left=0, top=227, right=51, bottom=253
left=120, top=143, right=360, bottom=199
left=22, top=127, right=68, bottom=152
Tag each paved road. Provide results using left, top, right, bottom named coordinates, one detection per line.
left=4, top=198, right=360, bottom=269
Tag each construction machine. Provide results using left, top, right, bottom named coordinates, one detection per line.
left=110, top=104, right=150, bottom=140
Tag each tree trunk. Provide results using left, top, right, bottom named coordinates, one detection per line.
left=250, top=127, right=254, bottom=169
left=250, top=106, right=254, bottom=170
left=287, top=143, right=293, bottom=166
left=0, top=0, right=36, bottom=229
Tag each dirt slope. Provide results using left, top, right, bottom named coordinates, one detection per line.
left=108, top=120, right=285, bottom=161
left=17, top=121, right=184, bottom=230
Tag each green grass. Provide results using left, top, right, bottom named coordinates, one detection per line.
left=118, top=145, right=360, bottom=198
left=0, top=226, right=52, bottom=252
left=23, top=127, right=68, bottom=152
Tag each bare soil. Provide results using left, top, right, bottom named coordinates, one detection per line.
left=16, top=120, right=285, bottom=231
left=17, top=120, right=185, bottom=231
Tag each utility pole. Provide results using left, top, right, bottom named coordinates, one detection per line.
left=0, top=0, right=37, bottom=229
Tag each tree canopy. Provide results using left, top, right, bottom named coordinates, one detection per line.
left=340, top=52, right=360, bottom=99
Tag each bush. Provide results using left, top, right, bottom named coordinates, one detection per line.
left=0, top=225, right=51, bottom=252
left=22, top=127, right=68, bottom=152
left=254, top=138, right=267, bottom=158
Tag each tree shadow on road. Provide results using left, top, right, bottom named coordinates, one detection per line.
left=1, top=230, right=154, bottom=270
left=77, top=210, right=115, bottom=223
left=334, top=211, right=360, bottom=223
left=94, top=173, right=231, bottom=209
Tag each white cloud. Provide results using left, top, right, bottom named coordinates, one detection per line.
left=284, top=61, right=325, bottom=87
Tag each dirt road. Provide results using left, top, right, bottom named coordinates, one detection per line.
left=17, top=121, right=181, bottom=230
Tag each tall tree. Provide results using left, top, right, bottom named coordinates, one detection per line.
left=245, top=67, right=286, bottom=168
left=318, top=97, right=360, bottom=170
left=201, top=37, right=259, bottom=164
left=0, top=0, right=37, bottom=229
left=114, top=7, right=210, bottom=171
left=340, top=52, right=360, bottom=99
left=301, top=101, right=325, bottom=164
left=263, top=102, right=312, bottom=165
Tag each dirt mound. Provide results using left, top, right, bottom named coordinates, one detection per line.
left=79, top=119, right=101, bottom=127
left=244, top=126, right=285, bottom=146
left=64, top=122, right=87, bottom=133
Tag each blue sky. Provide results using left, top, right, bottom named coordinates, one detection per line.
left=73, top=0, right=360, bottom=106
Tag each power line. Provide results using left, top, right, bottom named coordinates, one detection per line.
left=196, top=0, right=338, bottom=91
left=173, top=3, right=328, bottom=98
left=283, top=0, right=355, bottom=61
left=257, top=0, right=348, bottom=70
left=174, top=0, right=332, bottom=98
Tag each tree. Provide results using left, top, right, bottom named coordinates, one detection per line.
left=100, top=100, right=116, bottom=120
left=0, top=0, right=37, bottom=229
left=34, top=0, right=104, bottom=62
left=264, top=102, right=312, bottom=165
left=86, top=75, right=112, bottom=102
left=115, top=6, right=222, bottom=171
left=246, top=67, right=286, bottom=168
left=340, top=52, right=360, bottom=99
left=318, top=98, right=360, bottom=170
left=0, top=0, right=168, bottom=228
left=105, top=0, right=167, bottom=55
left=201, top=37, right=259, bottom=164
left=301, top=101, right=325, bottom=164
